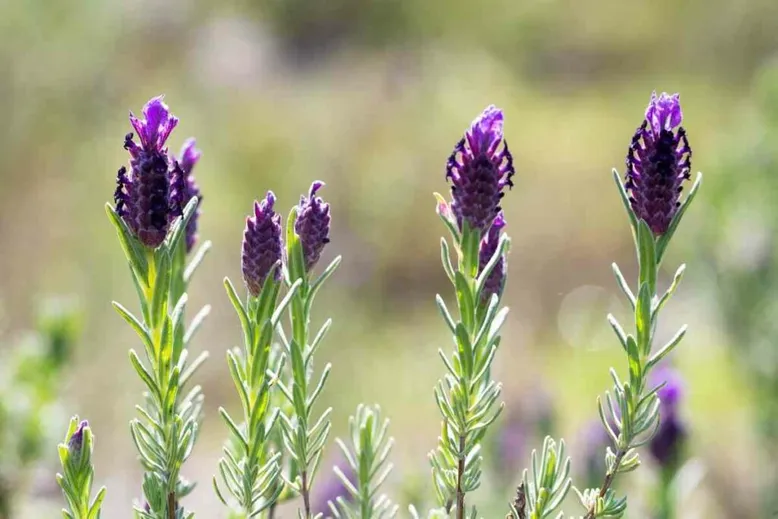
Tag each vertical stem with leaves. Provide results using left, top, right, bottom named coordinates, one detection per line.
left=276, top=199, right=340, bottom=519
left=576, top=91, right=701, bottom=519
left=109, top=198, right=206, bottom=519
left=428, top=105, right=515, bottom=518
left=56, top=418, right=106, bottom=519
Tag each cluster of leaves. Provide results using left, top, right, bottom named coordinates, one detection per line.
left=107, top=198, right=210, bottom=518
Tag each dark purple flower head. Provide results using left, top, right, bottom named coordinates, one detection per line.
left=117, top=96, right=178, bottom=248
left=67, top=420, right=88, bottom=461
left=649, top=365, right=687, bottom=467
left=170, top=139, right=203, bottom=252
left=478, top=212, right=506, bottom=302
left=242, top=192, right=283, bottom=297
left=446, top=105, right=514, bottom=233
left=625, top=92, right=692, bottom=236
left=295, top=181, right=331, bottom=273
left=312, top=458, right=356, bottom=515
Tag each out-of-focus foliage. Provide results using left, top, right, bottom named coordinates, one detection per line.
left=698, top=59, right=778, bottom=516
left=0, top=297, right=80, bottom=517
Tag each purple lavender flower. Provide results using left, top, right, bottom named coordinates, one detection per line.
left=170, top=139, right=203, bottom=252
left=478, top=212, right=506, bottom=302
left=446, top=105, right=514, bottom=233
left=649, top=365, right=686, bottom=467
left=67, top=420, right=88, bottom=462
left=115, top=96, right=179, bottom=248
left=312, top=459, right=356, bottom=515
left=295, top=181, right=331, bottom=273
left=625, top=92, right=692, bottom=236
left=241, top=192, right=283, bottom=297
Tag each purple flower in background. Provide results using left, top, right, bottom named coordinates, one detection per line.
left=446, top=105, right=515, bottom=233
left=580, top=419, right=610, bottom=488
left=649, top=365, right=687, bottom=467
left=478, top=212, right=506, bottom=302
left=115, top=96, right=179, bottom=248
left=295, top=181, right=331, bottom=273
left=312, top=459, right=356, bottom=515
left=241, top=192, right=283, bottom=297
left=170, top=139, right=203, bottom=252
left=495, top=403, right=527, bottom=479
left=67, top=420, right=88, bottom=462
left=625, top=92, right=692, bottom=236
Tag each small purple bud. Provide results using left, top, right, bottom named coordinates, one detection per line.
left=295, top=181, right=331, bottom=273
left=478, top=212, right=506, bottom=302
left=312, top=459, right=356, bottom=514
left=625, top=92, right=692, bottom=236
left=170, top=139, right=203, bottom=252
left=446, top=105, right=515, bottom=233
left=649, top=365, right=687, bottom=467
left=121, top=96, right=179, bottom=248
left=67, top=420, right=88, bottom=462
left=241, top=192, right=283, bottom=297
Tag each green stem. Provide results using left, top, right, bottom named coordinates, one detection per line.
left=656, top=465, right=675, bottom=519
left=291, top=287, right=312, bottom=519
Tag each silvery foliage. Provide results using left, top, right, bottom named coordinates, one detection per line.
left=108, top=198, right=210, bottom=519
left=328, top=404, right=399, bottom=519
left=574, top=171, right=702, bottom=519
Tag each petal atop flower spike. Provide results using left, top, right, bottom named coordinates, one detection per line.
left=129, top=96, right=179, bottom=154
left=446, top=105, right=514, bottom=233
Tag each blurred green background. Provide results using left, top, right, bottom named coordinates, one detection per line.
left=2, top=0, right=778, bottom=517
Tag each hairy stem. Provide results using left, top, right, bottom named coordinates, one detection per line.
left=456, top=434, right=466, bottom=519
left=301, top=470, right=312, bottom=518
left=167, top=491, right=177, bottom=519
left=584, top=449, right=625, bottom=519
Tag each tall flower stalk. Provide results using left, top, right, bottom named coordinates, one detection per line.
left=575, top=92, right=702, bottom=519
left=214, top=183, right=339, bottom=519
left=276, top=181, right=340, bottom=518
left=429, top=106, right=513, bottom=518
left=213, top=192, right=294, bottom=516
left=108, top=96, right=209, bottom=519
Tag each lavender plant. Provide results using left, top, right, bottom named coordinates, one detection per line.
left=107, top=96, right=209, bottom=519
left=427, top=105, right=514, bottom=518
left=573, top=92, right=702, bottom=519
left=56, top=418, right=106, bottom=519
left=276, top=182, right=340, bottom=518
left=214, top=182, right=340, bottom=518
left=213, top=192, right=291, bottom=516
